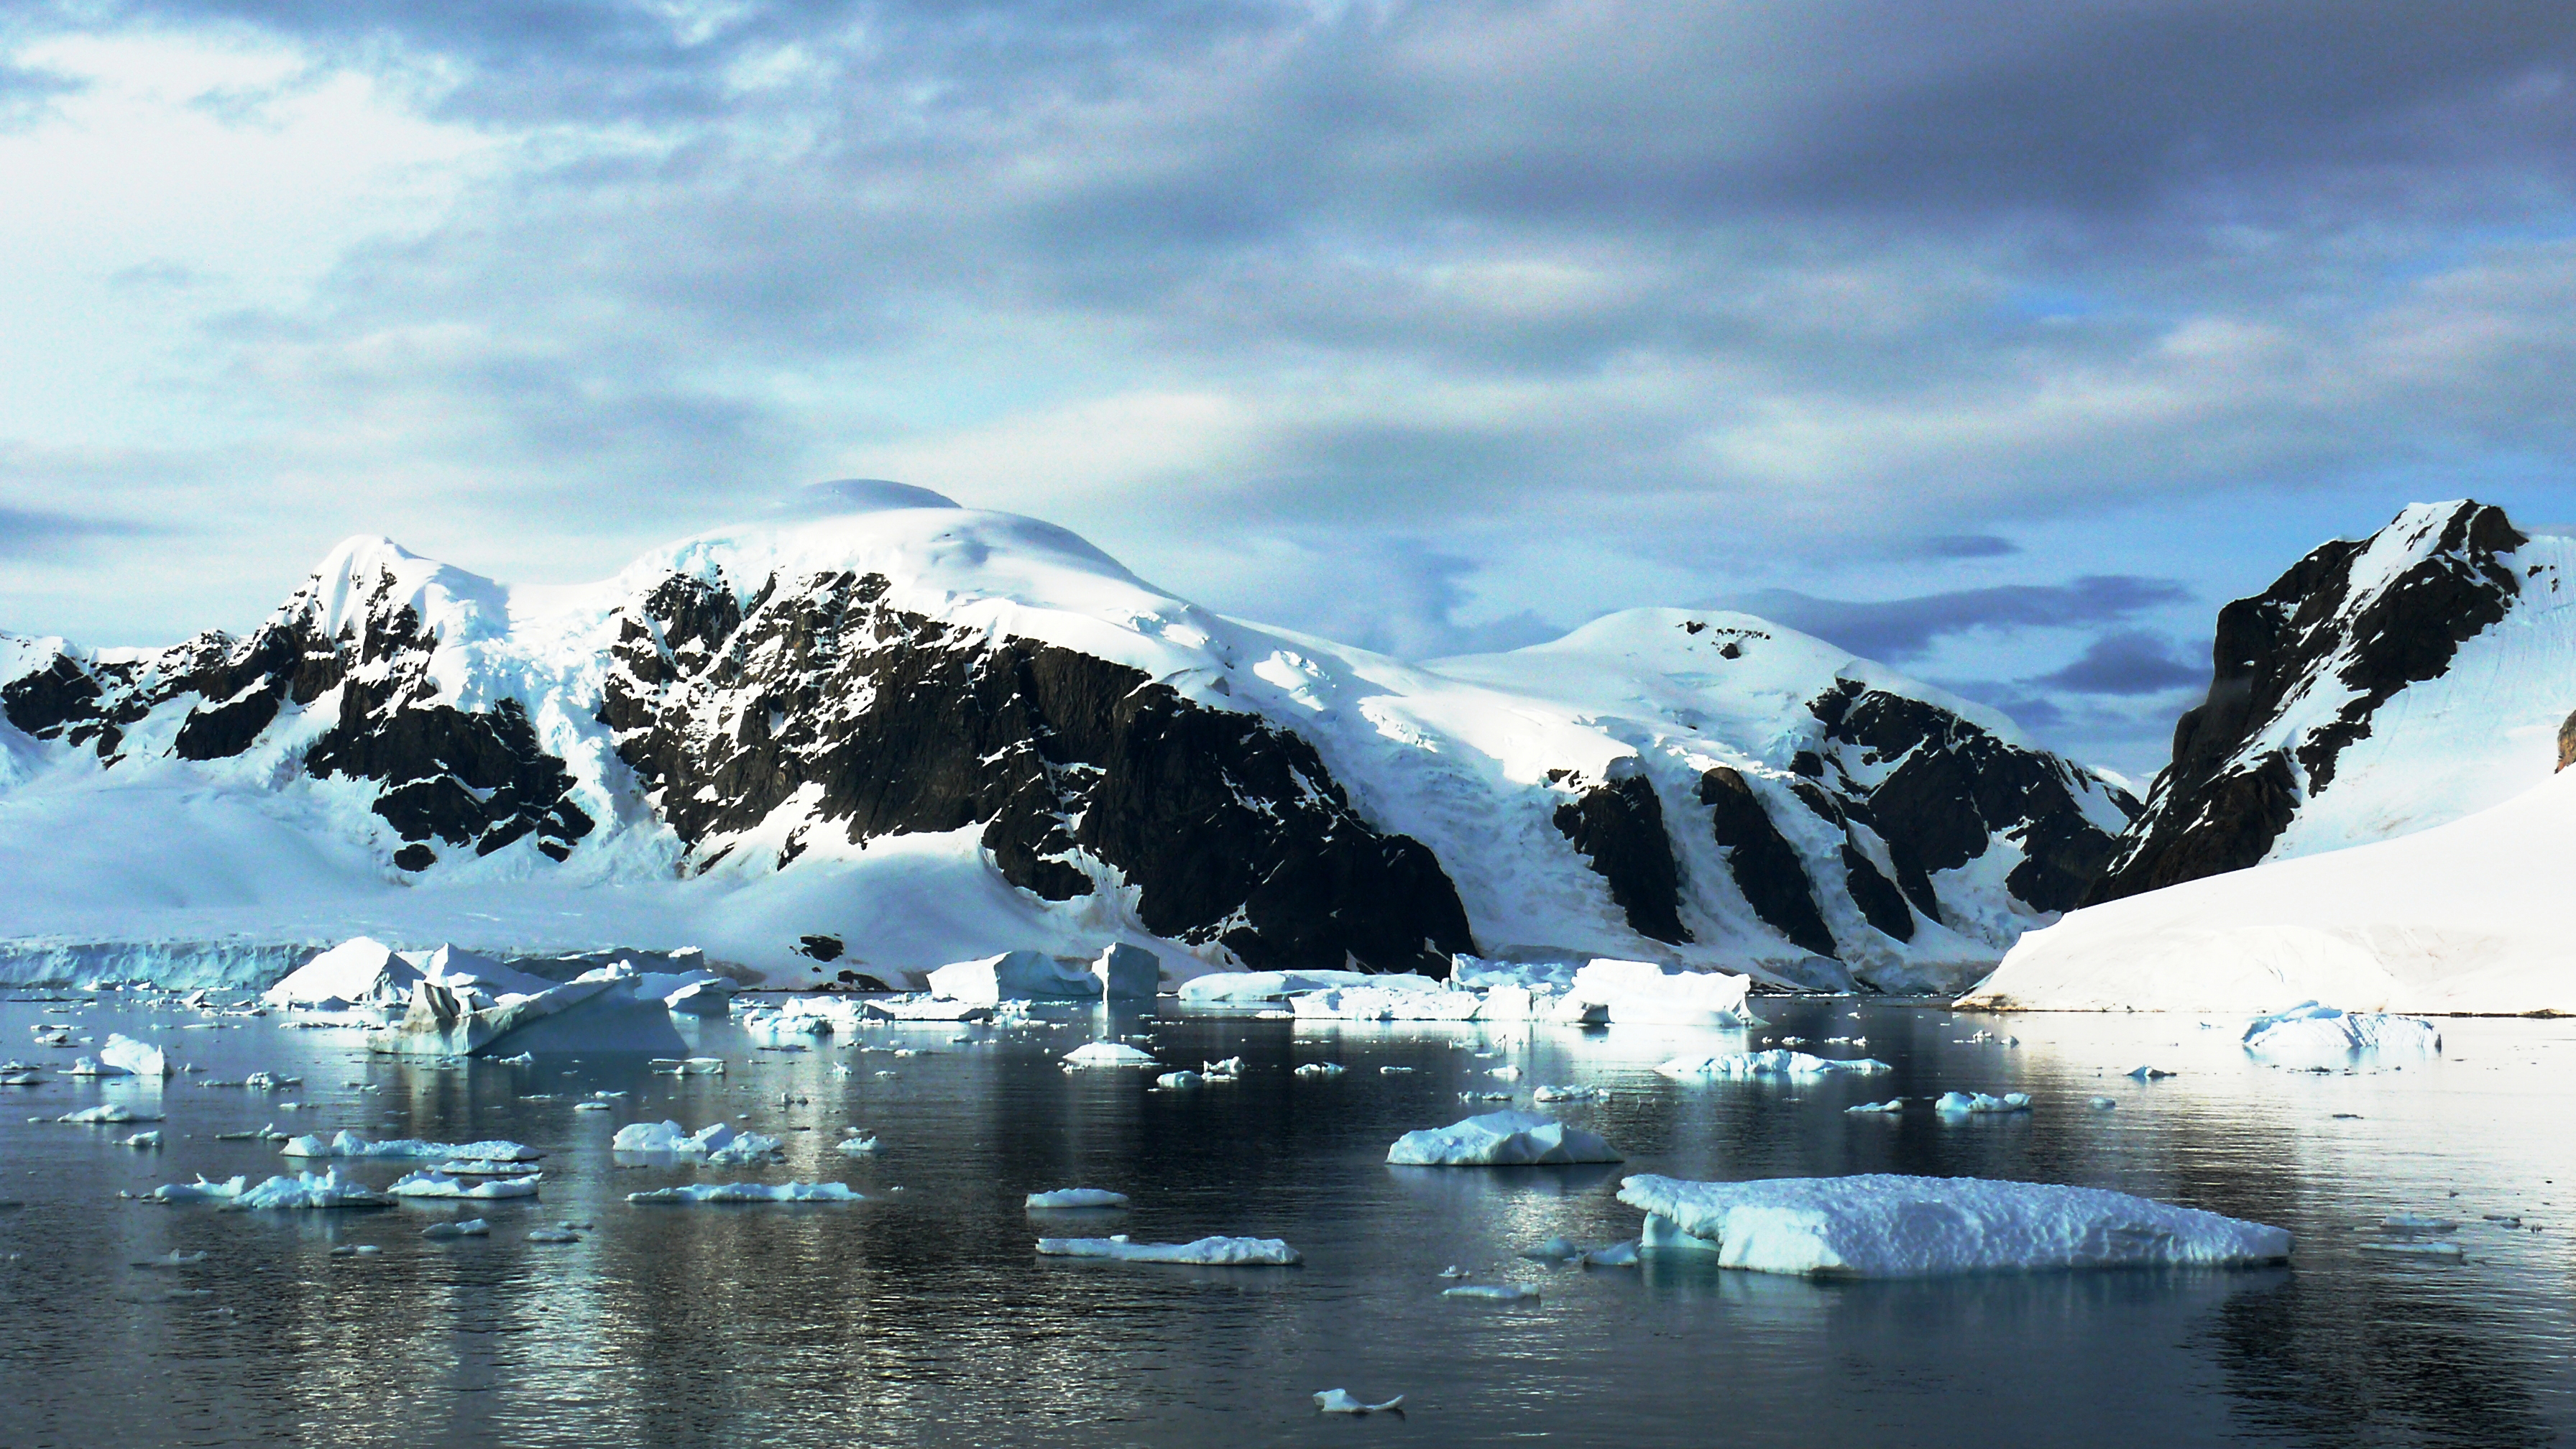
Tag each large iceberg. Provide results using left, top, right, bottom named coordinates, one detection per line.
left=1564, top=959, right=1763, bottom=1027
left=1034, top=1233, right=1302, bottom=1265
left=928, top=944, right=1161, bottom=1005
left=2240, top=1003, right=2442, bottom=1063
left=367, top=964, right=693, bottom=1057
left=1616, top=1173, right=2292, bottom=1277
left=98, top=1033, right=173, bottom=1078
left=264, top=939, right=553, bottom=1012
left=1656, top=1049, right=1889, bottom=1080
left=1387, top=1110, right=1623, bottom=1167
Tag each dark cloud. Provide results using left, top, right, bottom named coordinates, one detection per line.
left=1730, top=576, right=2194, bottom=663
left=2028, top=630, right=2208, bottom=695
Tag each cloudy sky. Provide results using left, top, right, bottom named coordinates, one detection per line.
left=6, top=1, right=2576, bottom=779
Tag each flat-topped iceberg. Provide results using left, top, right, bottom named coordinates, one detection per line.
left=628, top=1181, right=869, bottom=1204
left=1179, top=970, right=1380, bottom=1004
left=1564, top=959, right=1764, bottom=1027
left=1290, top=980, right=1483, bottom=1021
left=1617, top=1173, right=2292, bottom=1277
left=388, top=1170, right=543, bottom=1199
left=929, top=944, right=1160, bottom=1005
left=1387, top=1109, right=1623, bottom=1167
left=1657, top=1049, right=1890, bottom=1080
left=367, top=963, right=699, bottom=1057
left=282, top=1131, right=538, bottom=1162
left=1026, top=1188, right=1130, bottom=1209
left=2241, top=1003, right=2442, bottom=1062
left=226, top=1166, right=392, bottom=1210
left=1035, top=1233, right=1301, bottom=1265
left=151, top=1175, right=250, bottom=1202
left=58, top=1103, right=162, bottom=1123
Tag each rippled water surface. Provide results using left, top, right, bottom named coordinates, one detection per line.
left=2, top=993, right=2572, bottom=1448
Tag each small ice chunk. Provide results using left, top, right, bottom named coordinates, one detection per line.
left=1489, top=1064, right=1522, bottom=1082
left=649, top=1057, right=727, bottom=1075
left=1313, top=1390, right=1403, bottom=1414
left=1156, top=1071, right=1205, bottom=1090
left=1846, top=1100, right=1903, bottom=1115
left=527, top=1227, right=581, bottom=1243
left=152, top=1175, right=249, bottom=1202
left=1531, top=1084, right=1609, bottom=1103
left=1379, top=1066, right=1414, bottom=1075
left=609, top=1121, right=778, bottom=1161
left=2358, top=1240, right=2463, bottom=1258
left=227, top=1167, right=392, bottom=1210
left=1386, top=1110, right=1622, bottom=1167
left=58, top=1104, right=162, bottom=1124
left=2088, top=1097, right=2119, bottom=1110
left=1519, top=1236, right=1582, bottom=1261
left=2126, top=1066, right=2176, bottom=1080
left=1202, top=1057, right=1247, bottom=1080
left=1062, top=1042, right=1159, bottom=1069
left=2382, top=1213, right=2461, bottom=1233
left=328, top=1243, right=383, bottom=1257
left=1436, top=1264, right=1468, bottom=1278
left=281, top=1131, right=538, bottom=1162
left=1933, top=1091, right=2033, bottom=1116
left=388, top=1171, right=543, bottom=1199
left=1657, top=1051, right=1890, bottom=1080
left=1293, top=1062, right=1346, bottom=1079
left=627, top=1181, right=869, bottom=1204
left=836, top=1133, right=881, bottom=1156
left=1618, top=1173, right=2293, bottom=1276
left=572, top=1101, right=612, bottom=1112
left=1026, top=1188, right=1130, bottom=1210
left=1441, top=1284, right=1540, bottom=1301
left=494, top=1052, right=535, bottom=1066
left=1034, top=1233, right=1300, bottom=1266
left=1580, top=1240, right=1641, bottom=1267
left=421, top=1218, right=490, bottom=1238
left=121, top=1131, right=165, bottom=1149
left=132, top=1249, right=209, bottom=1268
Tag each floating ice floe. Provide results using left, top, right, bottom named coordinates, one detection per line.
left=0, top=1070, right=41, bottom=1086
left=2241, top=1003, right=2443, bottom=1064
left=929, top=944, right=1161, bottom=1005
left=1386, top=1110, right=1622, bottom=1167
left=650, top=1057, right=727, bottom=1076
left=121, top=1131, right=163, bottom=1149
left=1616, top=1173, right=2293, bottom=1276
left=1530, top=1084, right=1608, bottom=1103
left=1441, top=1284, right=1539, bottom=1301
left=628, top=1181, right=869, bottom=1204
left=58, top=1103, right=162, bottom=1123
left=1062, top=1042, right=1159, bottom=1070
left=1026, top=1188, right=1129, bottom=1209
left=1035, top=1233, right=1300, bottom=1265
left=1934, top=1091, right=2032, bottom=1115
left=329, top=1244, right=382, bottom=1257
left=1313, top=1389, right=1404, bottom=1414
left=1846, top=1100, right=1903, bottom=1115
left=226, top=1167, right=393, bottom=1210
left=1656, top=1050, right=1890, bottom=1080
left=610, top=1121, right=780, bottom=1163
left=132, top=1249, right=209, bottom=1268
left=837, top=1133, right=881, bottom=1156
left=388, top=1171, right=542, bottom=1199
left=527, top=1227, right=581, bottom=1243
left=422, top=1218, right=490, bottom=1238
left=2359, top=1240, right=2463, bottom=1257
left=99, top=1034, right=173, bottom=1078
left=1202, top=1057, right=1246, bottom=1080
left=1293, top=1062, right=1346, bottom=1079
left=2382, top=1212, right=2460, bottom=1232
left=282, top=1131, right=538, bottom=1162
left=2088, top=1097, right=2118, bottom=1110
left=151, top=1175, right=249, bottom=1202
left=1155, top=1070, right=1204, bottom=1090
left=863, top=995, right=993, bottom=1022
left=740, top=1008, right=832, bottom=1045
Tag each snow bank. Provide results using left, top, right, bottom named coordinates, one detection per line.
left=1291, top=980, right=1483, bottom=1021
left=1656, top=1049, right=1888, bottom=1080
left=388, top=1170, right=542, bottom=1198
left=1565, top=959, right=1763, bottom=1027
left=1617, top=1173, right=2292, bottom=1276
left=1026, top=1188, right=1129, bottom=1209
left=282, top=1131, right=538, bottom=1162
left=2240, top=1003, right=2442, bottom=1062
left=227, top=1167, right=392, bottom=1210
left=1961, top=768, right=2576, bottom=1014
left=1386, top=1109, right=1623, bottom=1166
left=628, top=1181, right=868, bottom=1204
left=1034, top=1233, right=1301, bottom=1265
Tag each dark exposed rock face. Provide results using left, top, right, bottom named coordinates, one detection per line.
left=1696, top=766, right=1834, bottom=957
left=1552, top=775, right=1690, bottom=944
left=2559, top=709, right=2576, bottom=773
left=2088, top=500, right=2526, bottom=905
left=599, top=566, right=1473, bottom=974
left=3, top=566, right=594, bottom=868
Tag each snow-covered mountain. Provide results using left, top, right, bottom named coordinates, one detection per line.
left=2085, top=500, right=2576, bottom=903
left=0, top=482, right=2134, bottom=991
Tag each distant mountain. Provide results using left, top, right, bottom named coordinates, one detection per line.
left=2084, top=500, right=2576, bottom=904
left=0, top=484, right=2133, bottom=990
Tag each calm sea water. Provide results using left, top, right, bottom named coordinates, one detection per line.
left=1, top=992, right=2570, bottom=1448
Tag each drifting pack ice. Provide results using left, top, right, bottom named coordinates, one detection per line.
left=1617, top=1173, right=2292, bottom=1276
left=0, top=480, right=2129, bottom=995
left=1387, top=1110, right=1623, bottom=1167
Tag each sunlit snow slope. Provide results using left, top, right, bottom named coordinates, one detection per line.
left=1, top=483, right=2132, bottom=991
